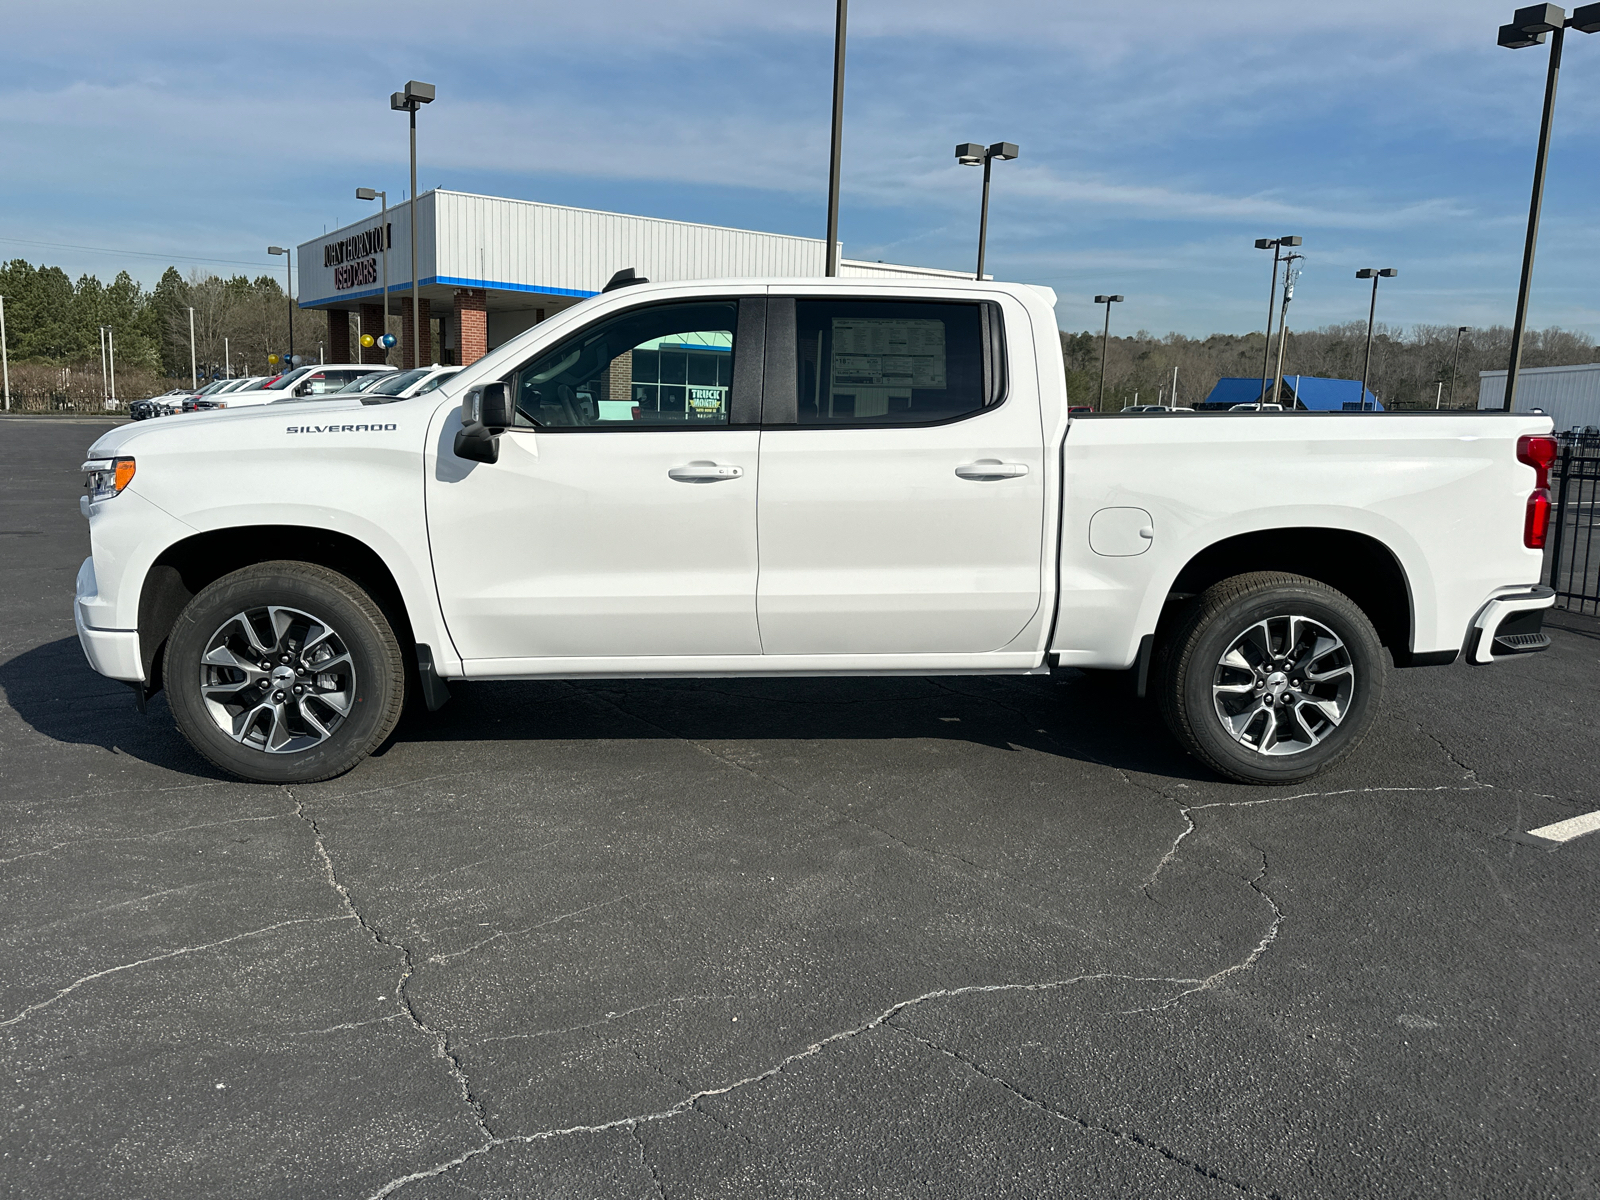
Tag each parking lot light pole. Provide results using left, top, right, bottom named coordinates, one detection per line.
left=825, top=0, right=847, bottom=277
left=187, top=306, right=197, bottom=388
left=268, top=246, right=294, bottom=363
left=1356, top=268, right=1398, bottom=411
left=107, top=326, right=116, bottom=407
left=98, top=326, right=108, bottom=400
left=0, top=294, right=9, bottom=412
left=1255, top=236, right=1301, bottom=405
left=356, top=187, right=389, bottom=362
left=391, top=81, right=435, bottom=368
left=224, top=336, right=230, bottom=379
left=1497, top=3, right=1600, bottom=410
left=1094, top=294, right=1123, bottom=409
left=956, top=141, right=1019, bottom=281
left=1448, top=326, right=1469, bottom=407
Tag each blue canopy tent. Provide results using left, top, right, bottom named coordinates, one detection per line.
left=1199, top=376, right=1382, bottom=411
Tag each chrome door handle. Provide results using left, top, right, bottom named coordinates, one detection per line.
left=668, top=462, right=744, bottom=482
left=955, top=460, right=1029, bottom=480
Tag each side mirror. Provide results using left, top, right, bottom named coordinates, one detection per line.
left=454, top=382, right=513, bottom=464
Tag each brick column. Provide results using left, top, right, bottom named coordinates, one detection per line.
left=358, top=303, right=386, bottom=364
left=401, top=297, right=432, bottom=369
left=326, top=310, right=351, bottom=363
left=455, top=289, right=487, bottom=366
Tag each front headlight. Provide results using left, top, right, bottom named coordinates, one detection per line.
left=82, top=457, right=136, bottom=502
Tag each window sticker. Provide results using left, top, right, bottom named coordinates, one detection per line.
left=830, top=317, right=946, bottom=417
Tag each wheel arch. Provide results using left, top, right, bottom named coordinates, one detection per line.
left=138, top=526, right=416, bottom=695
left=1162, top=527, right=1419, bottom=666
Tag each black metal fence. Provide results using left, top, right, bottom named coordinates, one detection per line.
left=1546, top=434, right=1600, bottom=615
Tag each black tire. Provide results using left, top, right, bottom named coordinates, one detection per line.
left=164, top=561, right=406, bottom=784
left=1157, top=571, right=1386, bottom=784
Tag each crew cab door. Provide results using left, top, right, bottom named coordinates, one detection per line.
left=756, top=294, right=1046, bottom=655
left=426, top=296, right=766, bottom=665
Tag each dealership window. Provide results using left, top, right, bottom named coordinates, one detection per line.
left=510, top=301, right=737, bottom=428
left=795, top=299, right=993, bottom=425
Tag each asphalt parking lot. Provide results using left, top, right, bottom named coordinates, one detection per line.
left=2, top=416, right=1597, bottom=1199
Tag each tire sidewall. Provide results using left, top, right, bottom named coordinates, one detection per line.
left=165, top=565, right=399, bottom=784
left=1177, top=582, right=1385, bottom=783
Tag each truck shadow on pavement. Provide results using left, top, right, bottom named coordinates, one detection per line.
left=1, top=636, right=1215, bottom=785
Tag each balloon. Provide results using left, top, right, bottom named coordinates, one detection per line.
left=380, top=334, right=397, bottom=348
left=360, top=333, right=375, bottom=348
left=267, top=354, right=280, bottom=365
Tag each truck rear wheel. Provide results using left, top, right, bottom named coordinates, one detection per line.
left=163, top=561, right=406, bottom=784
left=1158, top=572, right=1385, bottom=784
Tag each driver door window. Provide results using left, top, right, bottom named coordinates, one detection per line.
left=511, top=301, right=737, bottom=428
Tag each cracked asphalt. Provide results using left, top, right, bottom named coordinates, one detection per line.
left=2, top=416, right=1598, bottom=1199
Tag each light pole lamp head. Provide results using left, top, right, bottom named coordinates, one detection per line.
left=1499, top=22, right=1548, bottom=45
left=356, top=187, right=377, bottom=201
left=1378, top=268, right=1398, bottom=278
left=1572, top=2, right=1600, bottom=32
left=1094, top=295, right=1124, bottom=304
left=986, top=142, right=1019, bottom=161
left=1280, top=236, right=1303, bottom=247
left=1356, top=268, right=1377, bottom=279
left=1255, top=238, right=1277, bottom=249
left=393, top=80, right=436, bottom=110
left=1512, top=3, right=1567, bottom=33
left=955, top=143, right=985, bottom=165
left=268, top=246, right=287, bottom=256
left=1459, top=325, right=1470, bottom=333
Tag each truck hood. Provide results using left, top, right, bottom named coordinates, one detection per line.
left=87, top=397, right=391, bottom=458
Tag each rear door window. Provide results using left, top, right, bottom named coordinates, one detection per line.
left=794, top=299, right=998, bottom=425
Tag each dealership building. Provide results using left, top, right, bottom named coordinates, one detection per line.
left=295, top=190, right=972, bottom=369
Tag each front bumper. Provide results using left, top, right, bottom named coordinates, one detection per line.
left=74, top=557, right=144, bottom=682
left=1465, top=584, right=1555, bottom=665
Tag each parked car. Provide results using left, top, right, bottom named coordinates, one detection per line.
left=1122, top=405, right=1195, bottom=413
left=1230, top=403, right=1286, bottom=412
left=75, top=276, right=1555, bottom=787
left=204, top=364, right=396, bottom=410
left=192, top=377, right=267, bottom=410
left=325, top=364, right=460, bottom=402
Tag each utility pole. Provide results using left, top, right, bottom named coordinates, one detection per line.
left=1271, top=254, right=1303, bottom=407
left=1171, top=364, right=1179, bottom=407
left=1255, top=236, right=1301, bottom=403
left=825, top=0, right=848, bottom=277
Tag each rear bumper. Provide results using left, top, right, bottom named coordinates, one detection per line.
left=1465, top=584, right=1555, bottom=665
left=74, top=557, right=144, bottom=682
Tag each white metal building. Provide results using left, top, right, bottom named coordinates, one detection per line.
left=296, top=190, right=975, bottom=368
left=1479, top=362, right=1600, bottom=431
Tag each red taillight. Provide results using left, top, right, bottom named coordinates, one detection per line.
left=1518, top=434, right=1557, bottom=489
left=1525, top=488, right=1551, bottom=549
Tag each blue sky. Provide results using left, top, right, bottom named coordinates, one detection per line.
left=3, top=0, right=1598, bottom=338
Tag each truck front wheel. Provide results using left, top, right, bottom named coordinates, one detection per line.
left=163, top=561, right=406, bottom=784
left=1158, top=572, right=1386, bottom=784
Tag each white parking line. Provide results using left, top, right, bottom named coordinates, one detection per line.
left=1527, top=810, right=1600, bottom=844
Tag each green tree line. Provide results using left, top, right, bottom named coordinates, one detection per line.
left=1064, top=321, right=1599, bottom=411
left=0, top=260, right=327, bottom=383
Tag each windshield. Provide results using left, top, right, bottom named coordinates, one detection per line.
left=414, top=368, right=460, bottom=395
left=367, top=368, right=431, bottom=397
left=335, top=373, right=390, bottom=395
left=262, top=367, right=314, bottom=391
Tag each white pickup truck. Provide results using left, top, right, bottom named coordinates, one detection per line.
left=74, top=276, right=1557, bottom=786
